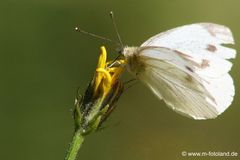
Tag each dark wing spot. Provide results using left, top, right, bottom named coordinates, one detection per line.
left=201, top=59, right=210, bottom=69
left=185, top=74, right=193, bottom=83
left=206, top=44, right=217, bottom=52
left=201, top=23, right=217, bottom=37
left=185, top=66, right=194, bottom=72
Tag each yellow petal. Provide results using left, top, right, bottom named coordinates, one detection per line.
left=97, top=46, right=107, bottom=68
left=96, top=68, right=112, bottom=89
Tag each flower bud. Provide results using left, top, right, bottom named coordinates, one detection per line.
left=74, top=46, right=125, bottom=135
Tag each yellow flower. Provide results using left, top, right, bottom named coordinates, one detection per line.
left=74, top=46, right=126, bottom=134
left=94, top=46, right=125, bottom=98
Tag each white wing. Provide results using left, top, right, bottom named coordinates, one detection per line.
left=124, top=23, right=236, bottom=119
left=134, top=47, right=235, bottom=119
left=141, top=23, right=236, bottom=60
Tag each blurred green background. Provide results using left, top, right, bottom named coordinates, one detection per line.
left=0, top=0, right=239, bottom=159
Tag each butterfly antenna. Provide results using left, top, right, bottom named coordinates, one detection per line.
left=109, top=11, right=124, bottom=48
left=75, top=27, right=120, bottom=45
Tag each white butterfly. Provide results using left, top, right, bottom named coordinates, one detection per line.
left=122, top=23, right=236, bottom=120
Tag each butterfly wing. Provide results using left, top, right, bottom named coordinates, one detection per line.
left=141, top=23, right=236, bottom=59
left=135, top=23, right=236, bottom=119
left=124, top=23, right=236, bottom=119
left=134, top=46, right=235, bottom=119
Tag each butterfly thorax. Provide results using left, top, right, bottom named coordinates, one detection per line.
left=122, top=46, right=146, bottom=76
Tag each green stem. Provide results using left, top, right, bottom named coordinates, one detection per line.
left=64, top=130, right=85, bottom=160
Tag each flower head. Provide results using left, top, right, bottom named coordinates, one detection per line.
left=74, top=46, right=125, bottom=135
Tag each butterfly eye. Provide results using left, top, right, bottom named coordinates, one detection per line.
left=118, top=48, right=125, bottom=55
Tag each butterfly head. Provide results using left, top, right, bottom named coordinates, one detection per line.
left=121, top=46, right=138, bottom=57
